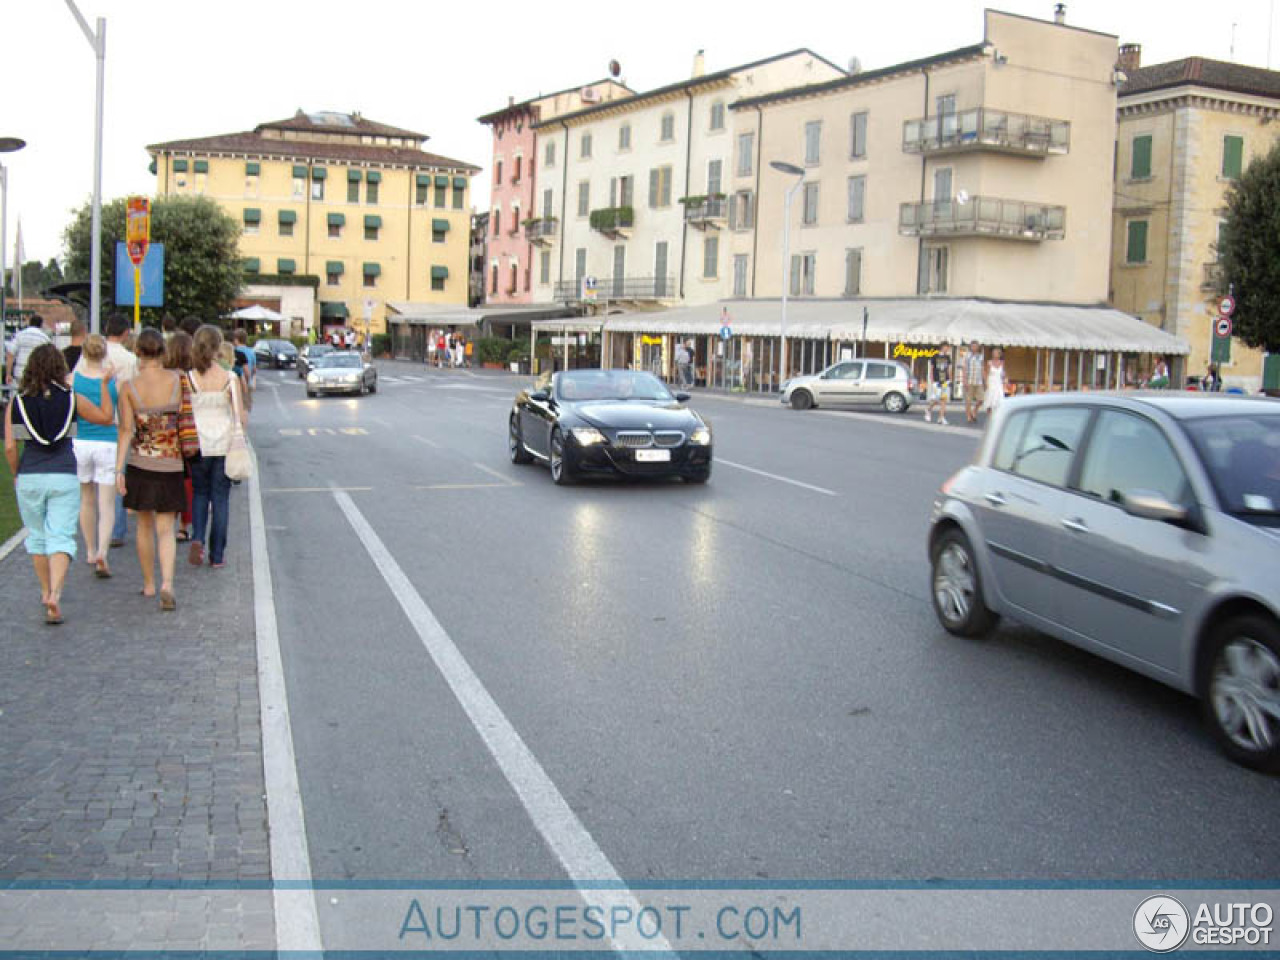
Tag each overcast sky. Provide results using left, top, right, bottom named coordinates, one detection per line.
left=3, top=0, right=1277, bottom=266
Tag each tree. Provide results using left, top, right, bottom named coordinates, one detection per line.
left=62, top=195, right=242, bottom=324
left=1218, top=140, right=1280, bottom=352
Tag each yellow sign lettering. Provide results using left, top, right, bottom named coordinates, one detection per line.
left=893, top=343, right=941, bottom=361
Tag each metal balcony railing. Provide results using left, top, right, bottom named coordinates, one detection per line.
left=902, top=108, right=1070, bottom=157
left=554, top=276, right=676, bottom=301
left=899, top=197, right=1066, bottom=241
left=682, top=196, right=728, bottom=223
left=524, top=218, right=558, bottom=243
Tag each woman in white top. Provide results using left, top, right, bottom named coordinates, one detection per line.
left=186, top=325, right=246, bottom=568
left=984, top=348, right=1007, bottom=411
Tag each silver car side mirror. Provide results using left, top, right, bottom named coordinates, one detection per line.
left=1122, top=490, right=1188, bottom=523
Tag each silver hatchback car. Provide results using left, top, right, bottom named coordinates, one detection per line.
left=928, top=393, right=1280, bottom=771
left=781, top=359, right=915, bottom=413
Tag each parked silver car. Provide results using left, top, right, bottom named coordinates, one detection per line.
left=781, top=359, right=916, bottom=413
left=305, top=352, right=377, bottom=397
left=928, top=393, right=1280, bottom=771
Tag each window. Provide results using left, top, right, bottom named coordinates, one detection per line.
left=1223, top=135, right=1244, bottom=179
left=707, top=159, right=722, bottom=196
left=933, top=167, right=952, bottom=206
left=733, top=255, right=749, bottom=296
left=350, top=172, right=362, bottom=203
left=612, top=246, right=626, bottom=297
left=648, top=166, right=672, bottom=208
left=510, top=262, right=520, bottom=294
left=292, top=175, right=305, bottom=199
left=789, top=252, right=816, bottom=296
left=245, top=174, right=259, bottom=198
left=997, top=406, right=1090, bottom=488
left=703, top=235, right=718, bottom=279
left=866, top=363, right=895, bottom=380
left=710, top=100, right=725, bottom=131
left=1076, top=411, right=1190, bottom=506
left=610, top=175, right=634, bottom=208
left=1126, top=220, right=1148, bottom=264
left=660, top=112, right=675, bottom=142
left=619, top=124, right=631, bottom=150
left=513, top=156, right=522, bottom=182
left=1131, top=134, right=1153, bottom=179
left=279, top=213, right=295, bottom=238
left=574, top=248, right=587, bottom=283
left=326, top=263, right=343, bottom=286
left=367, top=178, right=380, bottom=204
left=496, top=160, right=504, bottom=185
left=434, top=178, right=448, bottom=208
left=194, top=172, right=207, bottom=195
left=328, top=221, right=341, bottom=239
left=452, top=178, right=466, bottom=210
left=918, top=246, right=948, bottom=294
left=311, top=178, right=324, bottom=201
left=805, top=121, right=822, bottom=165
left=581, top=133, right=593, bottom=159
left=936, top=93, right=957, bottom=138
left=491, top=263, right=499, bottom=294
left=850, top=111, right=868, bottom=159
left=416, top=177, right=430, bottom=205
left=847, top=175, right=866, bottom=222
left=511, top=204, right=521, bottom=234
left=802, top=182, right=819, bottom=225
left=730, top=190, right=755, bottom=230
left=363, top=264, right=379, bottom=288
left=540, top=250, right=551, bottom=285
left=542, top=188, right=554, bottom=220
left=432, top=272, right=446, bottom=292
left=545, top=140, right=556, bottom=167
left=844, top=248, right=862, bottom=296
left=243, top=209, right=261, bottom=236
left=432, top=222, right=447, bottom=244
left=493, top=210, right=502, bottom=236
left=736, top=132, right=754, bottom=176
left=577, top=181, right=590, bottom=217
left=654, top=242, right=669, bottom=295
left=365, top=216, right=381, bottom=241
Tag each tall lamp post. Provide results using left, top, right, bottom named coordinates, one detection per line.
left=0, top=137, right=28, bottom=388
left=770, top=160, right=805, bottom=391
left=65, top=0, right=106, bottom=335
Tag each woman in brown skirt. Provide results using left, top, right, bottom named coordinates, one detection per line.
left=114, top=328, right=185, bottom=610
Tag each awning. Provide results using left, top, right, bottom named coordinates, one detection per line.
left=292, top=165, right=307, bottom=178
left=246, top=161, right=261, bottom=176
left=278, top=210, right=297, bottom=224
left=311, top=166, right=327, bottom=180
left=366, top=170, right=382, bottom=183
left=597, top=299, right=1192, bottom=355
left=321, top=302, right=349, bottom=319
left=242, top=258, right=260, bottom=273
left=432, top=218, right=451, bottom=233
left=277, top=259, right=296, bottom=274
left=431, top=266, right=449, bottom=280
left=452, top=176, right=467, bottom=190
left=348, top=169, right=363, bottom=181
left=434, top=175, right=449, bottom=188
left=194, top=160, right=209, bottom=173
left=243, top=208, right=262, bottom=222
left=173, top=159, right=189, bottom=172
left=364, top=215, right=382, bottom=228
left=327, top=213, right=345, bottom=226
left=416, top=174, right=431, bottom=186
left=386, top=302, right=575, bottom=327
left=228, top=304, right=285, bottom=322
left=362, top=262, right=381, bottom=276
left=325, top=260, right=344, bottom=274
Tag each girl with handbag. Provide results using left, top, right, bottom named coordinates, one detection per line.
left=186, top=326, right=246, bottom=569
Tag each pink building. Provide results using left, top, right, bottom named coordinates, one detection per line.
left=478, top=79, right=632, bottom=304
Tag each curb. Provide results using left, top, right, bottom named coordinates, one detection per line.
left=0, top=527, right=26, bottom=564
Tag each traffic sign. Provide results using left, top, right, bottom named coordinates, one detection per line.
left=1215, top=316, right=1232, bottom=338
left=126, top=196, right=150, bottom=267
left=581, top=275, right=598, bottom=304
left=1219, top=295, right=1236, bottom=317
left=719, top=325, right=732, bottom=341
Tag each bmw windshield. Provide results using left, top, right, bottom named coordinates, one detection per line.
left=555, top=370, right=675, bottom=403
left=1183, top=413, right=1280, bottom=526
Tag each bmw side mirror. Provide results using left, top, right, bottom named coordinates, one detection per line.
left=674, top=392, right=690, bottom=403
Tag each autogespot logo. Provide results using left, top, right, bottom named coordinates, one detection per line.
left=1134, top=895, right=1190, bottom=952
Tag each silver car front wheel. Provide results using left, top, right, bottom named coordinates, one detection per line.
left=930, top=528, right=997, bottom=638
left=1204, top=618, right=1280, bottom=771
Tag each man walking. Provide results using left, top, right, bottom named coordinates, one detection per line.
left=5, top=313, right=51, bottom=388
left=962, top=341, right=984, bottom=424
left=924, top=350, right=952, bottom=425
left=674, top=339, right=692, bottom=387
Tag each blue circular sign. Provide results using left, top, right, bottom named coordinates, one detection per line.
left=719, top=325, right=732, bottom=341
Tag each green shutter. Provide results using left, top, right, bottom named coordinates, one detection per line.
left=278, top=209, right=298, bottom=224
left=311, top=166, right=327, bottom=180
left=416, top=174, right=431, bottom=186
left=194, top=160, right=209, bottom=173
left=434, top=175, right=449, bottom=188
left=325, top=260, right=345, bottom=274
left=243, top=208, right=262, bottom=222
left=292, top=164, right=307, bottom=178
left=1223, top=135, right=1244, bottom=179
left=348, top=168, right=363, bottom=181
left=246, top=161, right=260, bottom=176
left=173, top=159, right=189, bottom=172
left=431, top=218, right=451, bottom=232
left=1263, top=354, right=1280, bottom=390
left=431, top=265, right=449, bottom=280
left=327, top=213, right=345, bottom=226
left=364, top=215, right=382, bottom=228
left=148, top=159, right=157, bottom=175
left=365, top=170, right=382, bottom=183
left=1131, top=135, right=1152, bottom=179
left=1126, top=220, right=1148, bottom=263
left=243, top=257, right=260, bottom=273
left=277, top=258, right=296, bottom=274
left=362, top=262, right=381, bottom=276
left=321, top=302, right=349, bottom=318
left=452, top=176, right=467, bottom=190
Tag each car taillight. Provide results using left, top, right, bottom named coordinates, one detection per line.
left=940, top=470, right=961, bottom=495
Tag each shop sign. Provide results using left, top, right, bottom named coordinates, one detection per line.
left=641, top=335, right=663, bottom=345
left=892, top=343, right=941, bottom=361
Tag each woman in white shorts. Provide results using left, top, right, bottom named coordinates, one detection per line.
left=72, top=334, right=119, bottom=578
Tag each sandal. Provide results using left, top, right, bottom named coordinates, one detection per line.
left=176, top=528, right=191, bottom=542
left=94, top=559, right=112, bottom=579
left=159, top=589, right=177, bottom=612
left=45, top=603, right=63, bottom=625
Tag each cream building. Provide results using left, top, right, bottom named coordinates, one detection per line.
left=149, top=111, right=479, bottom=339
left=530, top=50, right=845, bottom=308
left=1113, top=51, right=1279, bottom=391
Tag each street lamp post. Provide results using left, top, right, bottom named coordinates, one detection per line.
left=65, top=0, right=106, bottom=335
left=0, top=137, right=27, bottom=388
left=770, top=160, right=805, bottom=391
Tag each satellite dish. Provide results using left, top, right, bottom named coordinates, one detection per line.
left=956, top=189, right=970, bottom=205
left=609, top=59, right=622, bottom=78
left=848, top=57, right=862, bottom=74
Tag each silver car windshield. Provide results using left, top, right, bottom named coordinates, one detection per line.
left=318, top=355, right=361, bottom=369
left=556, top=370, right=674, bottom=402
left=1183, top=414, right=1280, bottom=521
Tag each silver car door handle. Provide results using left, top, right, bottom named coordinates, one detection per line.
left=1061, top=517, right=1089, bottom=533
left=984, top=492, right=1007, bottom=506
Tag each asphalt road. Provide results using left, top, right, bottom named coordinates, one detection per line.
left=248, top=359, right=1278, bottom=890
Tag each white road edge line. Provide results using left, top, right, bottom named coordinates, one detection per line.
left=411, top=434, right=440, bottom=448
left=331, top=489, right=674, bottom=955
left=472, top=462, right=520, bottom=486
left=248, top=442, right=323, bottom=952
left=0, top=527, right=27, bottom=565
left=717, top=458, right=838, bottom=496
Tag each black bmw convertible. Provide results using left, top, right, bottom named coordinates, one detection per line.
left=509, top=369, right=713, bottom=485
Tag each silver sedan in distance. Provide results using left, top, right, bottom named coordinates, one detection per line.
left=304, top=352, right=377, bottom=397
left=781, top=359, right=915, bottom=413
left=928, top=393, right=1280, bottom=771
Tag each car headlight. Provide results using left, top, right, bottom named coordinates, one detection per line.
left=307, top=372, right=320, bottom=383
left=570, top=427, right=607, bottom=446
left=689, top=426, right=712, bottom=446
left=278, top=353, right=288, bottom=361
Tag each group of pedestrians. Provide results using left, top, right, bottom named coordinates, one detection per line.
left=4, top=312, right=248, bottom=626
left=426, top=330, right=470, bottom=368
left=925, top=340, right=1006, bottom=425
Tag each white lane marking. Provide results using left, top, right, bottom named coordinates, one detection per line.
left=412, top=482, right=513, bottom=491
left=472, top=462, right=519, bottom=487
left=401, top=375, right=424, bottom=382
left=0, top=527, right=27, bottom=564
left=331, top=490, right=673, bottom=954
left=272, top=383, right=287, bottom=417
left=247, top=444, right=323, bottom=952
left=717, top=458, right=838, bottom=496
left=411, top=435, right=440, bottom=449
left=380, top=375, right=404, bottom=383
left=266, top=486, right=374, bottom=494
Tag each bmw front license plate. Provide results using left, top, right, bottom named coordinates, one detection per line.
left=635, top=449, right=671, bottom=462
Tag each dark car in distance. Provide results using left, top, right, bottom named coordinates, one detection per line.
left=509, top=369, right=712, bottom=485
left=254, top=338, right=298, bottom=369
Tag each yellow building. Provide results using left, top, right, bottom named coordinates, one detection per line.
left=1114, top=51, right=1279, bottom=390
left=148, top=110, right=479, bottom=338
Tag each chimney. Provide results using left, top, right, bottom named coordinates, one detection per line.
left=692, top=49, right=706, bottom=78
left=508, top=95, right=515, bottom=107
left=1053, top=2, right=1065, bottom=24
left=1118, top=43, right=1142, bottom=73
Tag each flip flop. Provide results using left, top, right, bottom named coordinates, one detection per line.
left=45, top=603, right=63, bottom=625
left=159, top=589, right=177, bottom=612
left=176, top=529, right=191, bottom=542
left=94, top=560, right=112, bottom=579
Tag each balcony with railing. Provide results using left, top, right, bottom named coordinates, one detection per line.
left=589, top=206, right=635, bottom=238
left=1202, top=261, right=1224, bottom=291
left=554, top=276, right=676, bottom=301
left=523, top=217, right=558, bottom=245
left=681, top=194, right=727, bottom=229
left=899, top=197, right=1066, bottom=241
left=903, top=108, right=1070, bottom=157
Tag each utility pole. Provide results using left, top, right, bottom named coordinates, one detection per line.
left=65, top=0, right=106, bottom=335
